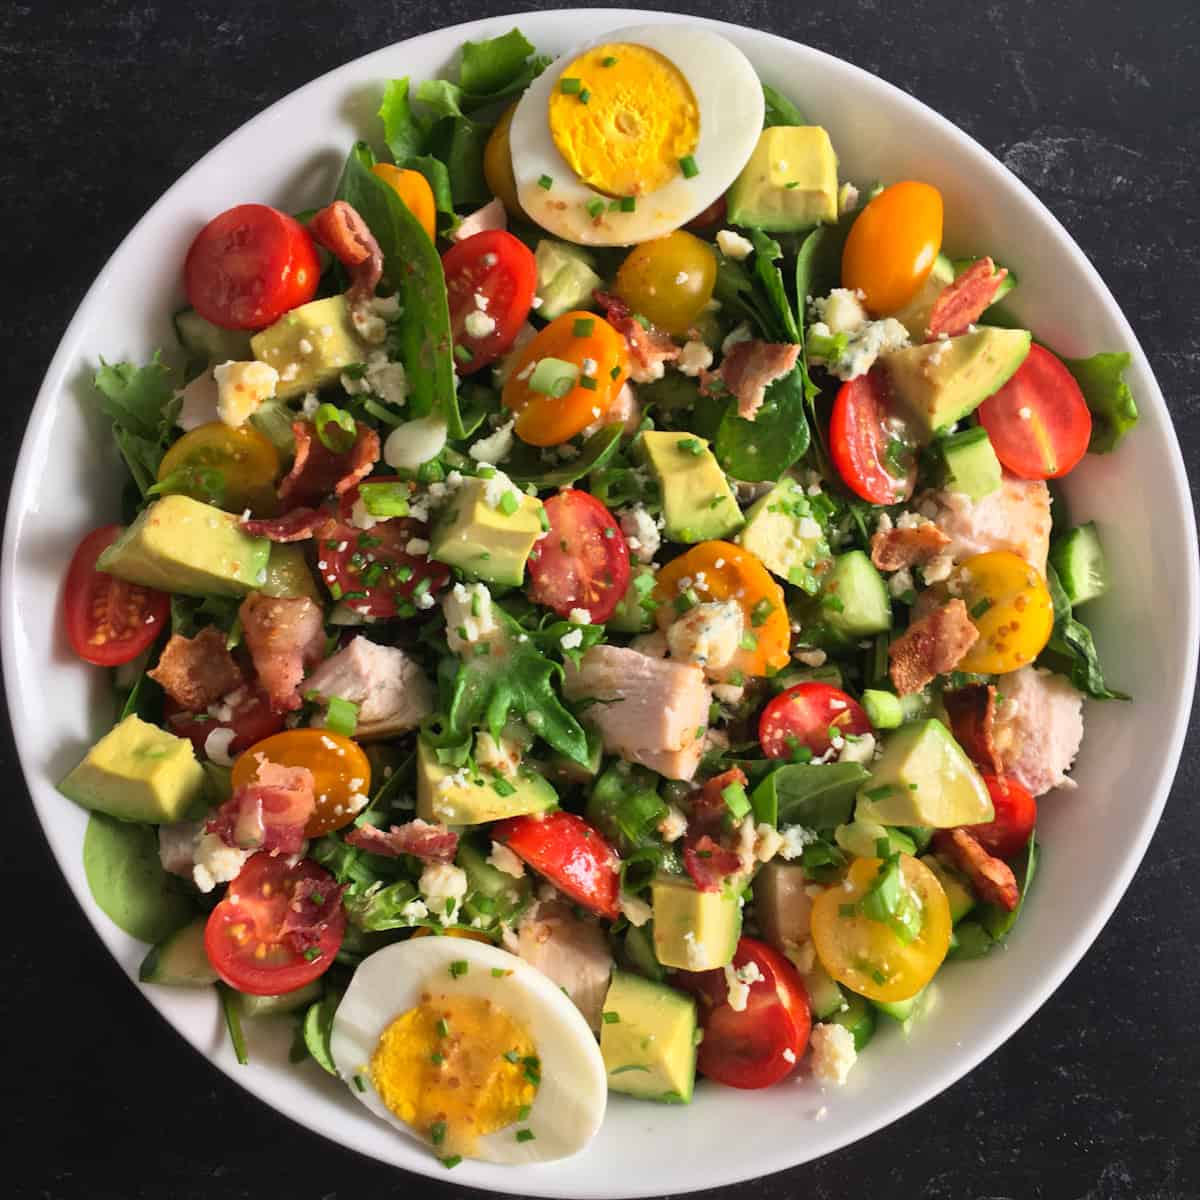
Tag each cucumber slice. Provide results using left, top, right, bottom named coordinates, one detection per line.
left=826, top=992, right=876, bottom=1051
left=139, top=916, right=217, bottom=986
left=239, top=981, right=322, bottom=1018
left=174, top=308, right=254, bottom=364
left=802, top=961, right=845, bottom=1021
left=871, top=985, right=926, bottom=1023
left=1049, top=522, right=1109, bottom=607
left=948, top=919, right=994, bottom=960
left=820, top=551, right=891, bottom=641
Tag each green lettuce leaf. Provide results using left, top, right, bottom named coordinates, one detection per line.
left=1064, top=350, right=1139, bottom=453
left=93, top=355, right=181, bottom=495
left=377, top=78, right=427, bottom=163
left=459, top=28, right=538, bottom=95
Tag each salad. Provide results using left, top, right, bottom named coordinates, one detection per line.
left=56, top=23, right=1139, bottom=1170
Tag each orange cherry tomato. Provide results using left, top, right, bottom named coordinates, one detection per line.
left=654, top=541, right=790, bottom=679
left=842, top=181, right=944, bottom=316
left=501, top=310, right=629, bottom=446
left=231, top=728, right=372, bottom=837
left=372, top=163, right=437, bottom=242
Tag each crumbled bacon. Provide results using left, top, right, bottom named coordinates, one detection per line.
left=147, top=627, right=244, bottom=712
left=241, top=506, right=340, bottom=543
left=207, top=760, right=315, bottom=855
left=688, top=768, right=749, bottom=839
left=282, top=875, right=349, bottom=953
left=681, top=768, right=750, bottom=891
left=870, top=523, right=952, bottom=572
left=925, top=257, right=1009, bottom=340
left=345, top=819, right=459, bottom=864
left=594, top=291, right=681, bottom=382
left=683, top=834, right=743, bottom=893
left=239, top=593, right=326, bottom=711
left=277, top=420, right=380, bottom=508
left=888, top=598, right=980, bottom=695
left=307, top=200, right=383, bottom=303
left=943, top=683, right=1002, bottom=775
left=701, top=339, right=799, bottom=419
left=933, top=828, right=1019, bottom=911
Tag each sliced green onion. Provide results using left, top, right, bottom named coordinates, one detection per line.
left=601, top=55, right=618, bottom=67
left=739, top=632, right=758, bottom=651
left=602, top=1011, right=621, bottom=1024
left=313, top=403, right=357, bottom=453
left=579, top=88, right=591, bottom=104
left=528, top=356, right=580, bottom=398
left=538, top=174, right=554, bottom=190
left=586, top=198, right=605, bottom=219
left=679, top=155, right=699, bottom=178
left=516, top=1129, right=536, bottom=1143
left=358, top=481, right=411, bottom=518
left=785, top=180, right=800, bottom=190
left=440, top=1155, right=463, bottom=1170
left=751, top=598, right=774, bottom=627
left=559, top=77, right=582, bottom=94
left=453, top=343, right=474, bottom=363
left=580, top=375, right=598, bottom=391
left=498, top=491, right=519, bottom=517
left=449, top=959, right=469, bottom=977
left=325, top=695, right=358, bottom=737
left=619, top=195, right=636, bottom=212
left=722, top=782, right=751, bottom=820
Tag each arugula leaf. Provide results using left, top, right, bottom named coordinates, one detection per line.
left=506, top=424, right=624, bottom=488
left=1040, top=566, right=1129, bottom=700
left=459, top=28, right=538, bottom=95
left=761, top=82, right=807, bottom=127
left=378, top=78, right=428, bottom=162
left=93, top=355, right=181, bottom=495
left=1063, top=350, right=1139, bottom=454
left=715, top=366, right=811, bottom=481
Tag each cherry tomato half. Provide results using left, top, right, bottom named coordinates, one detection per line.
left=443, top=230, right=537, bottom=375
left=184, top=204, right=320, bottom=331
left=830, top=367, right=917, bottom=505
left=612, top=230, right=718, bottom=338
left=977, top=344, right=1092, bottom=480
left=759, top=683, right=872, bottom=760
left=64, top=525, right=169, bottom=667
left=157, top=421, right=280, bottom=514
left=204, top=853, right=345, bottom=994
left=954, top=550, right=1054, bottom=674
left=164, top=688, right=285, bottom=760
left=371, top=163, right=437, bottom=242
left=967, top=775, right=1037, bottom=860
left=527, top=489, right=631, bottom=624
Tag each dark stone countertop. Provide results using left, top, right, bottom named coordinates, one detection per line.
left=4, top=1, right=1198, bottom=1197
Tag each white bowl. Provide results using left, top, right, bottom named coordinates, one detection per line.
left=4, top=10, right=1196, bottom=1198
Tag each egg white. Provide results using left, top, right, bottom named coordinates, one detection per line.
left=329, top=937, right=607, bottom=1164
left=509, top=24, right=765, bottom=246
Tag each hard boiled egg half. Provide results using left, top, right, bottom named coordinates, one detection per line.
left=330, top=937, right=607, bottom=1164
left=509, top=24, right=764, bottom=245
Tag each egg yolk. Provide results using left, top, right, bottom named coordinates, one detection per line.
left=548, top=43, right=699, bottom=198
left=369, top=993, right=538, bottom=1156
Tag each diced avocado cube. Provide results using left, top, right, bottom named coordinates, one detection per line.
left=260, top=542, right=319, bottom=600
left=726, top=126, right=839, bottom=231
left=61, top=714, right=208, bottom=824
left=818, top=550, right=891, bottom=641
left=544, top=729, right=605, bottom=786
left=651, top=875, right=742, bottom=971
left=939, top=426, right=1002, bottom=501
left=250, top=295, right=370, bottom=401
left=600, top=971, right=698, bottom=1104
left=862, top=689, right=904, bottom=729
left=882, top=327, right=1032, bottom=442
left=920, top=853, right=976, bottom=923
left=855, top=719, right=993, bottom=828
left=736, top=477, right=832, bottom=593
left=429, top=476, right=545, bottom=587
left=96, top=495, right=270, bottom=597
left=888, top=253, right=955, bottom=341
left=415, top=739, right=557, bottom=826
left=534, top=240, right=604, bottom=321
left=636, top=431, right=742, bottom=544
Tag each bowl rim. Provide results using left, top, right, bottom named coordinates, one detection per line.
left=4, top=9, right=1197, bottom=1196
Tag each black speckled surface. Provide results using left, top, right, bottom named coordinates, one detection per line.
left=4, top=2, right=1199, bottom=1197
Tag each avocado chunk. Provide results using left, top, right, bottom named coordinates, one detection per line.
left=737, top=477, right=832, bottom=593
left=817, top=550, right=891, bottom=641
left=260, top=542, right=319, bottom=600
left=636, top=431, right=742, bottom=544
left=855, top=719, right=993, bottom=828
left=651, top=874, right=742, bottom=971
left=61, top=714, right=208, bottom=824
left=883, top=327, right=1032, bottom=442
left=888, top=253, right=954, bottom=341
left=939, top=426, right=1002, bottom=501
left=415, top=739, right=557, bottom=825
left=600, top=971, right=698, bottom=1104
left=544, top=728, right=605, bottom=786
left=535, top=240, right=604, bottom=321
left=139, top=915, right=219, bottom=986
left=97, top=495, right=271, bottom=597
left=429, top=475, right=545, bottom=587
left=726, top=126, right=839, bottom=231
left=250, top=295, right=369, bottom=401
left=920, top=853, right=976, bottom=923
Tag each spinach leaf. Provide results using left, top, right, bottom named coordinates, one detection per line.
left=404, top=154, right=457, bottom=230
left=713, top=256, right=782, bottom=341
left=978, top=831, right=1039, bottom=942
left=506, top=423, right=624, bottom=488
left=1040, top=566, right=1129, bottom=700
left=426, top=116, right=492, bottom=209
left=762, top=82, right=806, bottom=127
left=751, top=762, right=868, bottom=829
left=1063, top=350, right=1139, bottom=454
left=459, top=28, right=539, bottom=95
left=377, top=78, right=427, bottom=162
left=749, top=230, right=801, bottom=343
left=715, top=366, right=811, bottom=481
left=93, top=355, right=181, bottom=495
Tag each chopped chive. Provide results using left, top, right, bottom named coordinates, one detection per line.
left=431, top=1120, right=447, bottom=1146
left=516, top=1129, right=536, bottom=1143
left=492, top=967, right=510, bottom=977
left=518, top=1103, right=532, bottom=1119
left=586, top=198, right=605, bottom=219
left=449, top=960, right=468, bottom=977
left=602, top=1011, right=621, bottom=1024
left=601, top=55, right=618, bottom=67
left=437, top=1017, right=450, bottom=1037
left=559, top=77, right=582, bottom=94
left=676, top=437, right=703, bottom=455
left=573, top=317, right=595, bottom=337
left=580, top=375, right=598, bottom=391
left=353, top=1074, right=366, bottom=1092
left=739, top=632, right=758, bottom=651
left=785, top=180, right=800, bottom=189
left=538, top=506, right=551, bottom=532
left=679, top=155, right=699, bottom=178
left=970, top=598, right=993, bottom=619
left=492, top=776, right=516, bottom=797
left=440, top=1155, right=462, bottom=1170
left=538, top=174, right=554, bottom=190
left=579, top=88, right=591, bottom=104
left=498, top=491, right=519, bottom=517
left=430, top=1052, right=444, bottom=1065
left=619, top=195, right=636, bottom=212
left=453, top=343, right=473, bottom=363
left=610, top=364, right=621, bottom=379
left=524, top=1066, right=541, bottom=1085
left=302, top=946, right=322, bottom=962
left=751, top=598, right=774, bottom=627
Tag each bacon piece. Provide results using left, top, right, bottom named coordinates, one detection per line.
left=925, top=257, right=1009, bottom=340
left=683, top=834, right=743, bottom=893
left=239, top=593, right=327, bottom=711
left=688, top=768, right=749, bottom=839
left=277, top=420, right=380, bottom=508
left=241, top=506, right=340, bottom=544
left=870, top=523, right=952, bottom=572
left=933, top=828, right=1019, bottom=911
left=888, top=598, right=980, bottom=696
left=207, top=760, right=316, bottom=855
left=345, top=819, right=459, bottom=864
left=282, top=875, right=349, bottom=954
left=943, top=683, right=1002, bottom=775
left=594, top=291, right=681, bottom=383
left=147, top=627, right=244, bottom=712
left=702, top=339, right=799, bottom=420
left=308, top=200, right=383, bottom=303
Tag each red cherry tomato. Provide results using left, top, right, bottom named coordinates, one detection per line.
left=164, top=688, right=285, bottom=760
left=759, top=682, right=872, bottom=760
left=184, top=204, right=320, bottom=331
left=63, top=525, right=169, bottom=667
left=966, top=775, right=1038, bottom=860
left=527, top=489, right=631, bottom=624
left=442, top=230, right=537, bottom=375
left=492, top=811, right=620, bottom=919
left=680, top=937, right=811, bottom=1089
left=204, top=854, right=345, bottom=995
left=977, top=344, right=1092, bottom=480
left=830, top=367, right=917, bottom=505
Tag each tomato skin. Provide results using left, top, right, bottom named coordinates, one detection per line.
left=830, top=368, right=916, bottom=505
left=527, top=490, right=631, bottom=623
left=612, top=231, right=718, bottom=338
left=967, top=775, right=1037, bottom=860
left=759, top=683, right=872, bottom=760
left=204, top=854, right=345, bottom=995
left=157, top=421, right=280, bottom=514
left=977, top=344, right=1092, bottom=480
left=492, top=812, right=621, bottom=920
left=956, top=551, right=1054, bottom=674
left=184, top=204, right=320, bottom=331
left=483, top=104, right=523, bottom=219
left=64, top=526, right=169, bottom=667
left=443, top=230, right=537, bottom=374
left=164, top=689, right=285, bottom=759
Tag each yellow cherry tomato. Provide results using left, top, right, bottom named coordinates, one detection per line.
left=502, top=310, right=629, bottom=446
left=811, top=854, right=952, bottom=1004
left=157, top=421, right=279, bottom=514
left=841, top=181, right=944, bottom=316
left=232, top=728, right=372, bottom=838
left=372, top=163, right=437, bottom=242
left=955, top=550, right=1054, bottom=674
left=612, top=230, right=718, bottom=338
left=654, top=541, right=790, bottom=678
left=411, top=927, right=493, bottom=944
left=483, top=103, right=524, bottom=219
